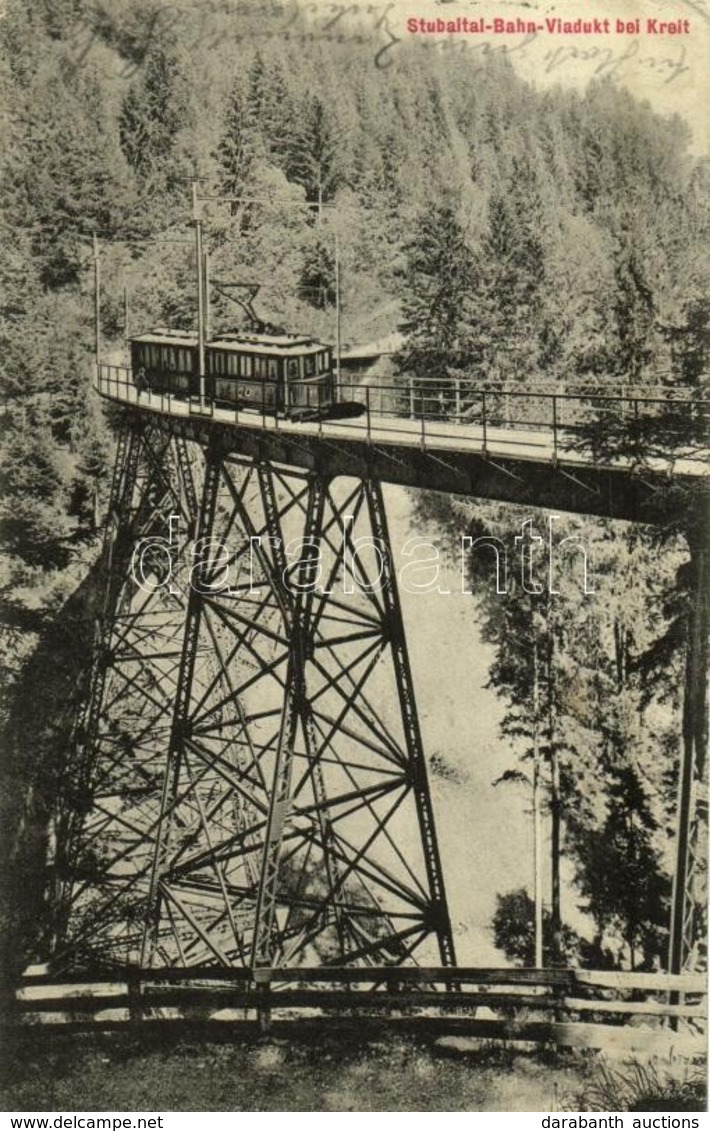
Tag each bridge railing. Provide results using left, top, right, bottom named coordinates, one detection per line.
left=15, top=965, right=707, bottom=1053
left=95, top=365, right=710, bottom=464
left=341, top=378, right=710, bottom=454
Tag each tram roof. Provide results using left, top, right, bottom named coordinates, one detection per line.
left=132, top=330, right=198, bottom=347
left=132, top=330, right=329, bottom=356
left=210, top=334, right=325, bottom=356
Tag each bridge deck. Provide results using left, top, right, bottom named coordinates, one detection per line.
left=97, top=366, right=709, bottom=525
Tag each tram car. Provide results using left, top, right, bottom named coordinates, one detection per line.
left=129, top=329, right=364, bottom=421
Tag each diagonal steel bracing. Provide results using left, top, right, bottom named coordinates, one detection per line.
left=51, top=422, right=456, bottom=972
left=50, top=425, right=204, bottom=968
left=46, top=408, right=707, bottom=981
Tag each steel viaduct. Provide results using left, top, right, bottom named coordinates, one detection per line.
left=20, top=367, right=706, bottom=1047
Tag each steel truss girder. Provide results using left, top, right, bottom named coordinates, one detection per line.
left=53, top=424, right=456, bottom=972
left=140, top=455, right=223, bottom=967
left=365, top=479, right=456, bottom=967
left=49, top=425, right=142, bottom=948
left=250, top=471, right=351, bottom=966
left=47, top=414, right=708, bottom=981
left=50, top=424, right=204, bottom=969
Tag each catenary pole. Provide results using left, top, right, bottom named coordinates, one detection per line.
left=193, top=182, right=206, bottom=407
left=93, top=233, right=101, bottom=376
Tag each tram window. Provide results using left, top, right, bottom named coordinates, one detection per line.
left=226, top=353, right=237, bottom=377
left=268, top=359, right=277, bottom=379
left=305, top=355, right=316, bottom=377
left=287, top=360, right=299, bottom=381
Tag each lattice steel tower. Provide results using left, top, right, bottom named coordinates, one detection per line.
left=49, top=416, right=456, bottom=973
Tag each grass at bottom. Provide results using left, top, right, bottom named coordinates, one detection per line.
left=0, top=1024, right=704, bottom=1113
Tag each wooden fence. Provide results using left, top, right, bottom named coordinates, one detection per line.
left=14, top=966, right=707, bottom=1057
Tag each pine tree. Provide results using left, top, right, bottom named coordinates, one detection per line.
left=119, top=47, right=189, bottom=189
left=216, top=76, right=256, bottom=214
left=395, top=201, right=480, bottom=385
left=475, top=170, right=547, bottom=384
left=9, top=60, right=128, bottom=287
left=287, top=95, right=344, bottom=218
